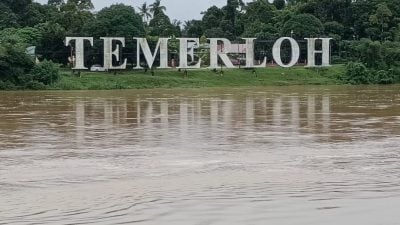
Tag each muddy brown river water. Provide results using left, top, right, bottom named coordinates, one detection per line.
left=0, top=86, right=400, bottom=225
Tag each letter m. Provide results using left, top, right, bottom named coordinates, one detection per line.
left=134, top=38, right=170, bottom=69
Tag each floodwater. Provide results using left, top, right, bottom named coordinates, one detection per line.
left=0, top=86, right=400, bottom=225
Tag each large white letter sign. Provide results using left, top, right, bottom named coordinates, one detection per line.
left=177, top=38, right=201, bottom=69
left=101, top=37, right=127, bottom=70
left=208, top=38, right=235, bottom=69
left=272, top=37, right=300, bottom=68
left=243, top=38, right=266, bottom=68
left=134, top=38, right=170, bottom=69
left=305, top=38, right=332, bottom=67
left=65, top=37, right=93, bottom=70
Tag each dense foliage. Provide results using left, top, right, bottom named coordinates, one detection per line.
left=0, top=41, right=34, bottom=89
left=1, top=0, right=400, bottom=88
left=0, top=39, right=60, bottom=90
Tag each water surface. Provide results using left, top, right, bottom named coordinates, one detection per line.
left=1, top=86, right=400, bottom=225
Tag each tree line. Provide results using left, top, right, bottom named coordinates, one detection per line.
left=1, top=0, right=400, bottom=89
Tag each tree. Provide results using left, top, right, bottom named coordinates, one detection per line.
left=3, top=0, right=54, bottom=28
left=0, top=37, right=60, bottom=89
left=149, top=10, right=178, bottom=37
left=66, top=0, right=93, bottom=11
left=0, top=40, right=35, bottom=87
left=242, top=21, right=279, bottom=39
left=0, top=3, right=18, bottom=29
left=224, top=0, right=245, bottom=37
left=382, top=41, right=400, bottom=67
left=324, top=21, right=345, bottom=40
left=138, top=3, right=152, bottom=24
left=272, top=9, right=294, bottom=30
left=83, top=4, right=144, bottom=37
left=282, top=13, right=324, bottom=38
left=369, top=3, right=393, bottom=41
left=19, top=3, right=54, bottom=27
left=273, top=0, right=286, bottom=10
left=241, top=0, right=275, bottom=25
left=183, top=20, right=203, bottom=37
left=150, top=0, right=166, bottom=16
left=58, top=1, right=94, bottom=35
left=353, top=39, right=385, bottom=68
left=298, top=0, right=352, bottom=24
left=204, top=27, right=225, bottom=38
left=82, top=4, right=145, bottom=65
left=226, top=0, right=239, bottom=26
left=349, top=0, right=375, bottom=40
left=48, top=0, right=64, bottom=7
left=202, top=6, right=225, bottom=30
left=2, top=0, right=32, bottom=13
left=0, top=27, right=42, bottom=47
left=172, top=19, right=182, bottom=37
left=34, top=22, right=67, bottom=63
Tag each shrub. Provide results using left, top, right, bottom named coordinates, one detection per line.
left=0, top=44, right=59, bottom=89
left=374, top=69, right=397, bottom=84
left=392, top=68, right=400, bottom=82
left=0, top=43, right=34, bottom=86
left=25, top=80, right=46, bottom=90
left=0, top=80, right=16, bottom=90
left=331, top=56, right=347, bottom=64
left=345, top=62, right=371, bottom=84
left=31, top=60, right=60, bottom=85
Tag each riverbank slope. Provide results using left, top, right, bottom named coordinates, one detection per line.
left=52, top=65, right=345, bottom=90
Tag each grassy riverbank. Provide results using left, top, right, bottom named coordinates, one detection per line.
left=51, top=65, right=346, bottom=90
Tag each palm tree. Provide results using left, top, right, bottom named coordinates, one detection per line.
left=150, top=0, right=166, bottom=16
left=238, top=0, right=245, bottom=11
left=172, top=19, right=181, bottom=28
left=138, top=3, right=152, bottom=23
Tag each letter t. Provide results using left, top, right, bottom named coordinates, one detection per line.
left=65, top=37, right=94, bottom=70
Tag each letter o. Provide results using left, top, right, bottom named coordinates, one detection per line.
left=272, top=37, right=300, bottom=68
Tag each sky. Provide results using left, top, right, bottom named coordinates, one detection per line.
left=35, top=0, right=253, bottom=22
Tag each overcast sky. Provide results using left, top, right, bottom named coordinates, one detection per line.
left=35, top=0, right=253, bottom=22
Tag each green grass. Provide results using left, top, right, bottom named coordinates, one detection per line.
left=51, top=65, right=346, bottom=90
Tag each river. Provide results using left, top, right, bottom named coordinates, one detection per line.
left=1, top=86, right=400, bottom=225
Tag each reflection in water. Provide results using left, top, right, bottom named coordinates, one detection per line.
left=246, top=98, right=255, bottom=126
left=290, top=97, right=300, bottom=131
left=72, top=94, right=333, bottom=146
left=1, top=86, right=400, bottom=225
left=161, top=100, right=169, bottom=129
left=210, top=99, right=219, bottom=128
left=222, top=100, right=233, bottom=129
left=104, top=100, right=113, bottom=128
left=273, top=96, right=282, bottom=127
left=145, top=101, right=153, bottom=128
left=308, top=95, right=316, bottom=129
left=137, top=100, right=141, bottom=126
left=322, top=95, right=331, bottom=133
left=75, top=100, right=85, bottom=146
left=180, top=100, right=188, bottom=141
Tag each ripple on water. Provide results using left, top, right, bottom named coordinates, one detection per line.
left=1, top=87, right=400, bottom=224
